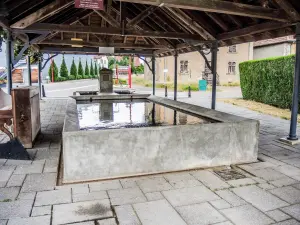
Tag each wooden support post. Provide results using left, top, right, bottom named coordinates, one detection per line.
left=152, top=55, right=156, bottom=95
left=174, top=51, right=178, bottom=101
left=27, top=55, right=32, bottom=86
left=38, top=58, right=42, bottom=99
left=211, top=41, right=218, bottom=110
left=6, top=31, right=12, bottom=95
left=288, top=23, right=300, bottom=140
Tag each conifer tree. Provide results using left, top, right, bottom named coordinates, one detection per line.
left=60, top=56, right=69, bottom=78
left=84, top=60, right=90, bottom=76
left=90, top=59, right=94, bottom=77
left=78, top=58, right=84, bottom=77
left=70, top=57, right=77, bottom=78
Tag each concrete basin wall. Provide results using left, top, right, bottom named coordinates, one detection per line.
left=63, top=95, right=259, bottom=183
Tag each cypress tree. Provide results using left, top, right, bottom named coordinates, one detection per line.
left=78, top=58, right=84, bottom=77
left=70, top=57, right=77, bottom=78
left=84, top=60, right=89, bottom=76
left=60, top=55, right=69, bottom=78
left=90, top=59, right=94, bottom=77
left=94, top=62, right=98, bottom=76
left=48, top=60, right=59, bottom=82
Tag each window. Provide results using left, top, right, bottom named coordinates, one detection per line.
left=180, top=60, right=189, bottom=74
left=228, top=62, right=236, bottom=75
left=228, top=45, right=237, bottom=53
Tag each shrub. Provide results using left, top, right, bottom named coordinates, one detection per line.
left=70, top=58, right=77, bottom=78
left=56, top=77, right=67, bottom=82
left=240, top=55, right=295, bottom=110
left=78, top=58, right=84, bottom=77
left=77, top=75, right=83, bottom=80
left=84, top=60, right=90, bottom=76
left=60, top=56, right=69, bottom=78
left=68, top=75, right=76, bottom=80
left=83, top=75, right=90, bottom=79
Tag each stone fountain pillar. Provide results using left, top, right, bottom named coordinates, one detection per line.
left=99, top=68, right=113, bottom=93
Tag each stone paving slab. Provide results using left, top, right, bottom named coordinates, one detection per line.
left=52, top=199, right=113, bottom=225
left=232, top=185, right=289, bottom=211
left=35, top=189, right=72, bottom=206
left=191, top=170, right=230, bottom=190
left=281, top=204, right=300, bottom=221
left=108, top=188, right=147, bottom=206
left=0, top=200, right=33, bottom=219
left=270, top=186, right=300, bottom=204
left=6, top=174, right=26, bottom=187
left=96, top=218, right=117, bottom=225
left=114, top=205, right=141, bottom=225
left=7, top=215, right=51, bottom=225
left=0, top=187, right=20, bottom=201
left=215, top=190, right=247, bottom=207
left=265, top=209, right=291, bottom=222
left=221, top=204, right=274, bottom=225
left=31, top=205, right=52, bottom=217
left=21, top=173, right=56, bottom=193
left=133, top=200, right=187, bottom=225
left=273, top=220, right=300, bottom=225
left=176, top=202, right=227, bottom=225
left=73, top=191, right=108, bottom=203
left=137, top=177, right=172, bottom=193
left=89, top=180, right=122, bottom=192
left=14, top=164, right=44, bottom=175
left=162, top=186, right=220, bottom=207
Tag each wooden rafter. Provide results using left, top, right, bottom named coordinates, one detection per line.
left=10, top=0, right=74, bottom=29
left=114, top=0, right=290, bottom=22
left=127, top=6, right=157, bottom=27
left=273, top=0, right=300, bottom=21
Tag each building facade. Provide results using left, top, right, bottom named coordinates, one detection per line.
left=144, top=43, right=253, bottom=85
left=253, top=36, right=296, bottom=60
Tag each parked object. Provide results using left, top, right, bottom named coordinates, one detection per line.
left=199, top=79, right=207, bottom=91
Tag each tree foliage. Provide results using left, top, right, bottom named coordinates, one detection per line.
left=94, top=62, right=98, bottom=76
left=84, top=60, right=90, bottom=76
left=70, top=58, right=77, bottom=77
left=78, top=58, right=84, bottom=77
left=60, top=56, right=69, bottom=78
left=240, top=55, right=295, bottom=110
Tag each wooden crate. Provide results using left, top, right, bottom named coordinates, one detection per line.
left=12, top=87, right=41, bottom=148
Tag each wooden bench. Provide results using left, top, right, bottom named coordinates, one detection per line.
left=0, top=88, right=13, bottom=139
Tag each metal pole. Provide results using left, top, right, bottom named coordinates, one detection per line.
left=27, top=55, right=32, bottom=86
left=165, top=86, right=168, bottom=97
left=38, top=58, right=42, bottom=99
left=174, top=51, right=178, bottom=101
left=288, top=24, right=300, bottom=140
left=188, top=86, right=191, bottom=98
left=6, top=30, right=12, bottom=94
left=211, top=41, right=218, bottom=110
left=152, top=55, right=156, bottom=95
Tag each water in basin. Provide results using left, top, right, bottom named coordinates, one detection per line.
left=77, top=100, right=213, bottom=130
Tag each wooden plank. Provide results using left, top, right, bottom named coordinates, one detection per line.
left=273, top=0, right=300, bottom=21
left=10, top=0, right=74, bottom=29
left=217, top=21, right=292, bottom=40
left=23, top=23, right=204, bottom=40
left=205, top=13, right=229, bottom=32
left=40, top=39, right=170, bottom=49
left=114, top=0, right=290, bottom=22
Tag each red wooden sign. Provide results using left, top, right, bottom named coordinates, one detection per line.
left=75, top=0, right=104, bottom=10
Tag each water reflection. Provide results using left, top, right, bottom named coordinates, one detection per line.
left=77, top=100, right=212, bottom=130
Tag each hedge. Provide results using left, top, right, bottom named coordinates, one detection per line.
left=240, top=55, right=295, bottom=110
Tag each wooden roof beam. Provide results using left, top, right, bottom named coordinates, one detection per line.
left=114, top=0, right=290, bottom=22
left=20, top=23, right=204, bottom=41
left=205, top=13, right=229, bottom=32
left=93, top=10, right=120, bottom=28
left=40, top=39, right=170, bottom=49
left=10, top=0, right=74, bottom=29
left=164, top=7, right=215, bottom=40
left=127, top=6, right=158, bottom=27
left=218, top=21, right=292, bottom=41
left=273, top=0, right=300, bottom=21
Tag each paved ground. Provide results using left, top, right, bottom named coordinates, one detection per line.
left=1, top=83, right=300, bottom=224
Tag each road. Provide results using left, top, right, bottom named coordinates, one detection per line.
left=43, top=79, right=243, bottom=102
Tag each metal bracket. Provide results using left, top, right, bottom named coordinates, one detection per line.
left=42, top=54, right=58, bottom=70
left=137, top=55, right=153, bottom=74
